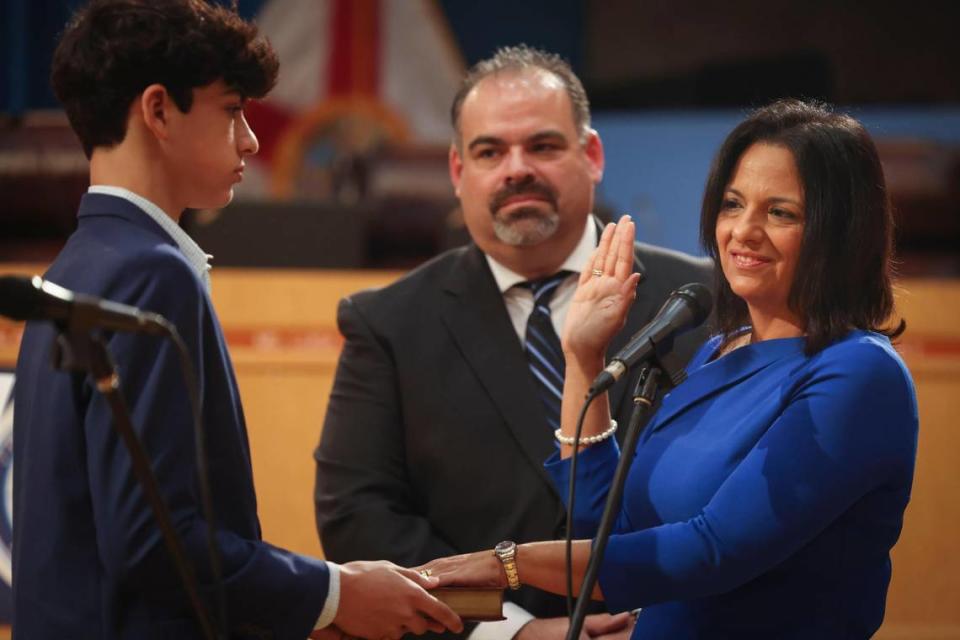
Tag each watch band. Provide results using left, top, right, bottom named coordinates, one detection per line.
left=494, top=541, right=521, bottom=590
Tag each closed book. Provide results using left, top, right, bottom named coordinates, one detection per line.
left=429, top=587, right=505, bottom=621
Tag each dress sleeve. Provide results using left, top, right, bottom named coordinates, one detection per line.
left=543, top=335, right=724, bottom=538
left=544, top=438, right=625, bottom=537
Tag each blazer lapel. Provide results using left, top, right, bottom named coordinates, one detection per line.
left=439, top=245, right=562, bottom=497
left=649, top=337, right=804, bottom=433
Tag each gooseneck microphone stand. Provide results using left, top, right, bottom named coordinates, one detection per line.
left=564, top=366, right=662, bottom=640
left=51, top=326, right=223, bottom=640
left=565, top=342, right=691, bottom=640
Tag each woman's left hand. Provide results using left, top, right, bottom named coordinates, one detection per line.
left=561, top=215, right=641, bottom=366
left=414, top=550, right=507, bottom=590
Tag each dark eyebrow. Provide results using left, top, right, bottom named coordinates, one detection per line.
left=769, top=197, right=803, bottom=207
left=467, top=130, right=569, bottom=152
left=726, top=187, right=802, bottom=207
left=467, top=136, right=504, bottom=151
left=529, top=130, right=567, bottom=143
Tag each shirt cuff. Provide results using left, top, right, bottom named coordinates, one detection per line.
left=467, top=601, right=535, bottom=640
left=314, top=561, right=341, bottom=630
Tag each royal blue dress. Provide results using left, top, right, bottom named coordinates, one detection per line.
left=546, top=331, right=918, bottom=639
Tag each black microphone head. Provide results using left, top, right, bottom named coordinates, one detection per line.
left=1, top=274, right=170, bottom=335
left=0, top=275, right=51, bottom=321
left=673, top=282, right=713, bottom=327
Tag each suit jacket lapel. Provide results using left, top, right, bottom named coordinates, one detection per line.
left=439, top=245, right=562, bottom=497
left=436, top=228, right=663, bottom=492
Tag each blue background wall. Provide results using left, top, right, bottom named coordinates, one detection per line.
left=594, top=107, right=960, bottom=255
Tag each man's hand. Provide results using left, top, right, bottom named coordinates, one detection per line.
left=333, top=560, right=464, bottom=639
left=591, top=628, right=635, bottom=640
left=583, top=612, right=635, bottom=639
left=514, top=612, right=633, bottom=639
left=516, top=616, right=589, bottom=640
left=309, top=626, right=346, bottom=639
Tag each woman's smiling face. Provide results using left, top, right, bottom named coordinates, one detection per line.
left=715, top=142, right=806, bottom=323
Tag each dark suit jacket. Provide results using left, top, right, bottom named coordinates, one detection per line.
left=14, top=194, right=330, bottom=639
left=315, top=231, right=713, bottom=633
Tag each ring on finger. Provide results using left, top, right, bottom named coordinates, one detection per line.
left=591, top=268, right=603, bottom=278
left=419, top=568, right=433, bottom=578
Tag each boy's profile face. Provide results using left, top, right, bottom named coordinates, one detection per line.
left=163, top=80, right=258, bottom=209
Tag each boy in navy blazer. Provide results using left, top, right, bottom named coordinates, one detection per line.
left=12, top=1, right=461, bottom=638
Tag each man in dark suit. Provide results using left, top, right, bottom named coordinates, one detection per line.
left=314, top=46, right=712, bottom=639
left=12, top=2, right=460, bottom=639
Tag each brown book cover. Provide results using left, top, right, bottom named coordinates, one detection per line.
left=429, top=587, right=505, bottom=621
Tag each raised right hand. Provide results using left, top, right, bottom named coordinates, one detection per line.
left=333, top=560, right=463, bottom=639
left=561, top=216, right=640, bottom=368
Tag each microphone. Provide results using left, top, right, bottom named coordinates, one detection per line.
left=0, top=274, right=170, bottom=336
left=590, top=283, right=712, bottom=394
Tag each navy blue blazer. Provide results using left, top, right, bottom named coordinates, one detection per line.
left=547, top=331, right=918, bottom=639
left=13, top=194, right=330, bottom=639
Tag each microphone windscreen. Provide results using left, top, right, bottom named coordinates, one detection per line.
left=0, top=275, right=47, bottom=321
left=674, top=283, right=713, bottom=327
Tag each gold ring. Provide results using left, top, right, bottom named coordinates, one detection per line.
left=591, top=268, right=603, bottom=278
left=419, top=568, right=432, bottom=578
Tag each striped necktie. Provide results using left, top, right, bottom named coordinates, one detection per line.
left=522, top=272, right=570, bottom=431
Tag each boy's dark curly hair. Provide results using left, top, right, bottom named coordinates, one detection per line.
left=51, top=0, right=279, bottom=157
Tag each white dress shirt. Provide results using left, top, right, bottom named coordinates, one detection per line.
left=486, top=215, right=598, bottom=343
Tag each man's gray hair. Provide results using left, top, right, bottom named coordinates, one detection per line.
left=450, top=44, right=591, bottom=146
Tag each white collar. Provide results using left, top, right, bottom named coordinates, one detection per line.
left=485, top=214, right=598, bottom=292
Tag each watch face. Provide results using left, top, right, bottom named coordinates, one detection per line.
left=494, top=541, right=514, bottom=555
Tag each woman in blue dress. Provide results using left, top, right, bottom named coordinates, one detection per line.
left=421, top=99, right=919, bottom=639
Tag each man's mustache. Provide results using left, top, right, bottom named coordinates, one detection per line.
left=489, top=177, right=558, bottom=214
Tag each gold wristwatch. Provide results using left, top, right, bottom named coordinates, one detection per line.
left=494, top=540, right=521, bottom=590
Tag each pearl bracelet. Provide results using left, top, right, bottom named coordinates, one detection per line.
left=554, top=420, right=618, bottom=446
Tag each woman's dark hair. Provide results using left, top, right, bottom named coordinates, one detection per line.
left=51, top=0, right=279, bottom=157
left=700, top=98, right=905, bottom=354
